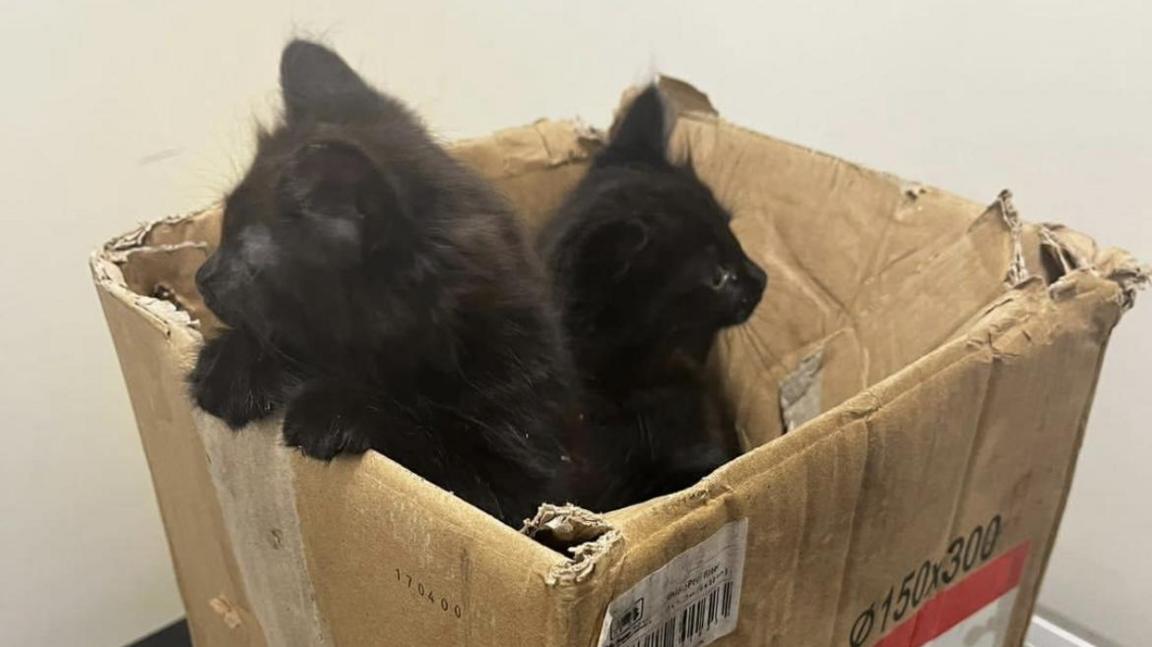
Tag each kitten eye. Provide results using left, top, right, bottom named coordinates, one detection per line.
left=711, top=266, right=736, bottom=290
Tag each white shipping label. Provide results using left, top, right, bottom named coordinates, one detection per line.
left=597, top=519, right=749, bottom=647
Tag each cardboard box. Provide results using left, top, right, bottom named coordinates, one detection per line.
left=92, top=79, right=1146, bottom=647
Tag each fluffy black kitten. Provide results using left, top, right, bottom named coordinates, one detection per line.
left=190, top=40, right=578, bottom=526
left=539, top=84, right=767, bottom=510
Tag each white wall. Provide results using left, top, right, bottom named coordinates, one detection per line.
left=0, top=1, right=1147, bottom=645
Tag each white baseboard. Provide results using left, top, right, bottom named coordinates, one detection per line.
left=1025, top=616, right=1096, bottom=647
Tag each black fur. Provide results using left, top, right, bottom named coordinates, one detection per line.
left=539, top=84, right=768, bottom=510
left=190, top=40, right=578, bottom=526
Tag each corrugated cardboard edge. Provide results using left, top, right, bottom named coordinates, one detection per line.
left=92, top=241, right=334, bottom=647
left=91, top=246, right=195, bottom=334
left=92, top=250, right=272, bottom=647
left=102, top=224, right=338, bottom=647
left=1001, top=284, right=1120, bottom=646
left=983, top=197, right=1147, bottom=644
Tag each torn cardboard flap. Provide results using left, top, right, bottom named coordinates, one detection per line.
left=114, top=206, right=224, bottom=251
left=524, top=504, right=614, bottom=545
left=1035, top=222, right=1150, bottom=308
left=103, top=209, right=215, bottom=254
left=991, top=189, right=1032, bottom=287
left=979, top=189, right=1148, bottom=307
left=524, top=504, right=623, bottom=587
left=452, top=118, right=602, bottom=180
left=779, top=348, right=825, bottom=432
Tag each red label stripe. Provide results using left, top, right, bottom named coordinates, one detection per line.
left=874, top=542, right=1031, bottom=647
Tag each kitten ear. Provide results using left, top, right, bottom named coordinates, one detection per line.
left=280, top=40, right=374, bottom=121
left=584, top=218, right=651, bottom=281
left=600, top=85, right=670, bottom=166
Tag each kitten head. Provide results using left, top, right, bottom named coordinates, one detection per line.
left=196, top=40, right=451, bottom=356
left=548, top=84, right=767, bottom=367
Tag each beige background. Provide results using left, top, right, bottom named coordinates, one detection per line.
left=0, top=1, right=1147, bottom=645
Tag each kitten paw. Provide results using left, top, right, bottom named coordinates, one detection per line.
left=282, top=389, right=375, bottom=460
left=192, top=376, right=277, bottom=429
left=189, top=331, right=290, bottom=428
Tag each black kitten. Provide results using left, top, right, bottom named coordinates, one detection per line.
left=190, top=40, right=578, bottom=526
left=539, top=84, right=767, bottom=510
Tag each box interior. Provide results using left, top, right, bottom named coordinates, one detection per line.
left=112, top=110, right=1045, bottom=459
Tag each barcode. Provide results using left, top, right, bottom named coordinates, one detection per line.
left=624, top=581, right=735, bottom=647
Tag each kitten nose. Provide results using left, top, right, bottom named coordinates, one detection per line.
left=744, top=258, right=768, bottom=294
left=731, top=258, right=766, bottom=321
left=196, top=253, right=226, bottom=312
left=196, top=256, right=217, bottom=294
